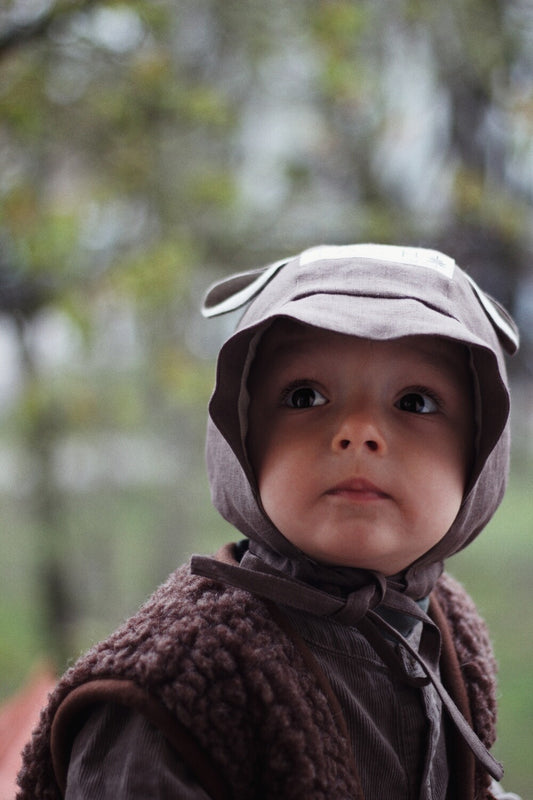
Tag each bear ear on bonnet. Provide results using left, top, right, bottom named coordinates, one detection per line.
left=201, top=257, right=290, bottom=318
left=201, top=246, right=520, bottom=356
left=463, top=273, right=519, bottom=355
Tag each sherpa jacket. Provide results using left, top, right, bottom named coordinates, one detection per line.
left=17, top=548, right=498, bottom=800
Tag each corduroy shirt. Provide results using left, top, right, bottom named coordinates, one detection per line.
left=63, top=597, right=519, bottom=800
left=64, top=607, right=445, bottom=800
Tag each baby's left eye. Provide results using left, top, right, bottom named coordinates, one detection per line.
left=284, top=386, right=327, bottom=409
left=396, top=392, right=439, bottom=414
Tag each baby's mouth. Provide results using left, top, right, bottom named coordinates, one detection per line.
left=326, top=478, right=390, bottom=500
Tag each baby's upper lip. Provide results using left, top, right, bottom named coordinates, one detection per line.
left=327, top=478, right=390, bottom=497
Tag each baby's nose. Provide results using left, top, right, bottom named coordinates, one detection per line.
left=338, top=437, right=379, bottom=452
left=332, top=411, right=387, bottom=454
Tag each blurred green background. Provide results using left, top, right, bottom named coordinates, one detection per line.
left=0, top=1, right=532, bottom=796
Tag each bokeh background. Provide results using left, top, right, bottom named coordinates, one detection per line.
left=1, top=1, right=532, bottom=795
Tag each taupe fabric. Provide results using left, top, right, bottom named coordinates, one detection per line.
left=202, top=244, right=517, bottom=575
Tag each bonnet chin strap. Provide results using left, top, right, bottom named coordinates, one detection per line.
left=191, top=552, right=503, bottom=783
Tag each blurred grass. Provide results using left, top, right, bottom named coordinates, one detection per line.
left=450, top=461, right=533, bottom=797
left=1, top=458, right=531, bottom=795
left=0, top=465, right=233, bottom=697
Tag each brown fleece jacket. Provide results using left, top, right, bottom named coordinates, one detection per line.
left=16, top=553, right=497, bottom=800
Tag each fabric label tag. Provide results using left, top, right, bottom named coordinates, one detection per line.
left=300, top=244, right=456, bottom=279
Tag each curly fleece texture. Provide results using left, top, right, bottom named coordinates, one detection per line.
left=17, top=563, right=497, bottom=800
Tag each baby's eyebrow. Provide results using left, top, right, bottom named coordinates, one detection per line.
left=260, top=338, right=317, bottom=366
left=413, top=345, right=468, bottom=375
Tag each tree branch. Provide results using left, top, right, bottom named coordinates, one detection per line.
left=0, top=0, right=95, bottom=60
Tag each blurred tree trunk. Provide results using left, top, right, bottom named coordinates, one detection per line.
left=429, top=0, right=527, bottom=312
left=12, top=312, right=73, bottom=671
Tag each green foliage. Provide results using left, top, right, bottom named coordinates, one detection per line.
left=186, top=169, right=237, bottom=209
left=310, top=2, right=371, bottom=52
left=309, top=2, right=374, bottom=102
left=0, top=601, right=47, bottom=699
left=110, top=238, right=195, bottom=309
left=453, top=167, right=528, bottom=241
left=154, top=346, right=215, bottom=409
left=4, top=201, right=80, bottom=281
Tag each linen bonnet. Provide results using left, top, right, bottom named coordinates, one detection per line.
left=201, top=244, right=518, bottom=585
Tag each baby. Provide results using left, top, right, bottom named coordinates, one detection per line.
left=18, top=244, right=521, bottom=800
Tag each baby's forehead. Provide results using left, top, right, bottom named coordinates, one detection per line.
left=254, top=318, right=466, bottom=370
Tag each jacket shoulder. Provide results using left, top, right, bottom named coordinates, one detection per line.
left=18, top=558, right=361, bottom=799
left=17, top=562, right=260, bottom=800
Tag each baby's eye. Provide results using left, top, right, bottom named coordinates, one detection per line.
left=396, top=391, right=439, bottom=414
left=284, top=386, right=327, bottom=409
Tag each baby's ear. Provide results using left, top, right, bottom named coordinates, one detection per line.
left=465, top=274, right=519, bottom=355
left=201, top=257, right=290, bottom=317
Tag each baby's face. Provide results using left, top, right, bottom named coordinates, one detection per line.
left=247, top=322, right=473, bottom=576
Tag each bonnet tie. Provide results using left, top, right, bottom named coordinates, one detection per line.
left=191, top=550, right=503, bottom=782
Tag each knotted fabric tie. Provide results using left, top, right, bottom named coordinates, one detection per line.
left=191, top=548, right=503, bottom=782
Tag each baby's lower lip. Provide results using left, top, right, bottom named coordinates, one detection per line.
left=326, top=482, right=389, bottom=501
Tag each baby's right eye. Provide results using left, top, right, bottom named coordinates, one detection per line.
left=283, top=386, right=327, bottom=409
